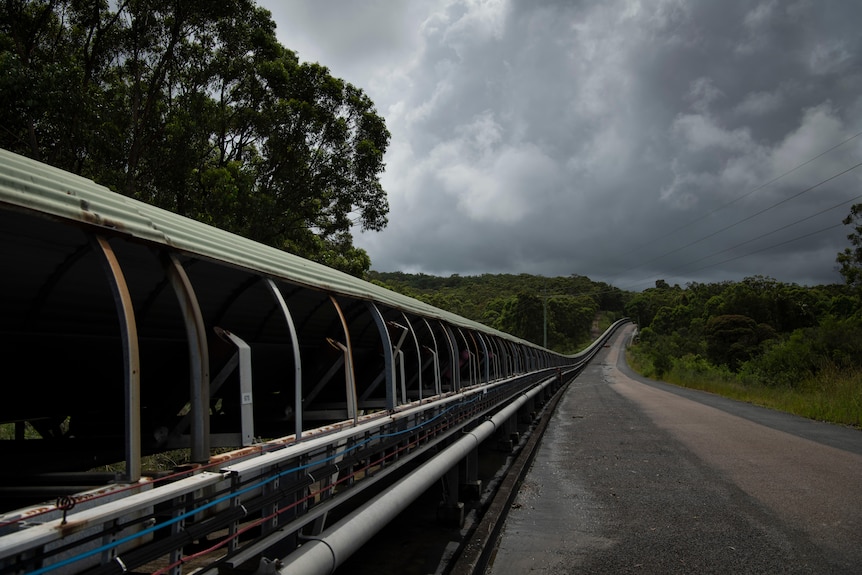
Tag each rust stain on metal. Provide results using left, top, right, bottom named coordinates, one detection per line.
left=57, top=518, right=90, bottom=538
left=79, top=210, right=126, bottom=231
left=21, top=506, right=54, bottom=518
left=210, top=446, right=263, bottom=464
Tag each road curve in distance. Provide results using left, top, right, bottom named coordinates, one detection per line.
left=488, top=325, right=862, bottom=574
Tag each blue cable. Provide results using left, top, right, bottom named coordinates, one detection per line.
left=26, top=392, right=484, bottom=575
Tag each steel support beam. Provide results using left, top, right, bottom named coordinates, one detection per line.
left=215, top=329, right=255, bottom=446
left=330, top=296, right=359, bottom=424
left=265, top=279, right=303, bottom=439
left=365, top=302, right=395, bottom=410
left=422, top=318, right=442, bottom=396
left=91, top=235, right=141, bottom=483
left=163, top=253, right=210, bottom=463
left=401, top=313, right=422, bottom=400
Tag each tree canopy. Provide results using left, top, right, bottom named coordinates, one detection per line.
left=837, top=203, right=862, bottom=289
left=0, top=0, right=389, bottom=276
left=368, top=272, right=624, bottom=353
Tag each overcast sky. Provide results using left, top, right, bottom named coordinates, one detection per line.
left=258, top=0, right=862, bottom=290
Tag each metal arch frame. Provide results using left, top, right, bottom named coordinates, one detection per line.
left=385, top=319, right=410, bottom=405
left=421, top=317, right=442, bottom=397
left=504, top=340, right=518, bottom=375
left=163, top=252, right=211, bottom=463
left=487, top=336, right=501, bottom=380
left=399, top=312, right=422, bottom=401
left=91, top=234, right=141, bottom=482
left=474, top=332, right=491, bottom=383
left=330, top=296, right=359, bottom=424
left=365, top=301, right=395, bottom=411
left=496, top=338, right=510, bottom=379
left=470, top=331, right=481, bottom=385
left=491, top=336, right=504, bottom=379
left=441, top=323, right=459, bottom=392
left=454, top=328, right=473, bottom=387
left=265, top=279, right=304, bottom=440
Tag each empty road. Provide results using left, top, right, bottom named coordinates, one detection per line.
left=488, top=325, right=862, bottom=574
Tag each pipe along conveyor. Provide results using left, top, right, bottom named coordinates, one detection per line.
left=0, top=148, right=627, bottom=574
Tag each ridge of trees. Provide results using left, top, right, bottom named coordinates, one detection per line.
left=625, top=203, right=862, bottom=391
left=368, top=271, right=626, bottom=354
left=0, top=0, right=389, bottom=276
left=626, top=276, right=862, bottom=383
left=624, top=269, right=861, bottom=427
left=368, top=203, right=862, bottom=426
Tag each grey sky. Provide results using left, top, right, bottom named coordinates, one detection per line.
left=258, top=0, right=862, bottom=290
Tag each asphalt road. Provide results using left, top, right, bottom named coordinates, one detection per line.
left=487, top=325, right=862, bottom=574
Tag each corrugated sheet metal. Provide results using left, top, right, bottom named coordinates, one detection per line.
left=0, top=148, right=547, bottom=350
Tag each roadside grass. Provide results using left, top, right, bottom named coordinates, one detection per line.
left=626, top=346, right=862, bottom=429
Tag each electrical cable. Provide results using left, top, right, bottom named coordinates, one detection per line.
left=608, top=158, right=862, bottom=291
left=625, top=129, right=862, bottom=259
left=24, top=392, right=485, bottom=575
left=640, top=160, right=862, bottom=268
left=661, top=192, right=862, bottom=278
left=592, top=131, right=862, bottom=288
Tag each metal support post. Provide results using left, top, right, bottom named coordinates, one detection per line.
left=496, top=414, right=519, bottom=452
left=459, top=446, right=482, bottom=501
left=437, top=463, right=464, bottom=528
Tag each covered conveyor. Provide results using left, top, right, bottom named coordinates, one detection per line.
left=0, top=149, right=627, bottom=575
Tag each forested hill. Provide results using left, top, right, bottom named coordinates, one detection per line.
left=367, top=271, right=627, bottom=354
left=368, top=271, right=862, bottom=427
left=623, top=277, right=862, bottom=428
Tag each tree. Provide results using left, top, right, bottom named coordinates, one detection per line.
left=0, top=0, right=389, bottom=276
left=704, top=314, right=759, bottom=371
left=837, top=204, right=862, bottom=289
left=497, top=292, right=544, bottom=345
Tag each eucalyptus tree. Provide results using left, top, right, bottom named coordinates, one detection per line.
left=0, top=0, right=389, bottom=275
left=837, top=204, right=862, bottom=289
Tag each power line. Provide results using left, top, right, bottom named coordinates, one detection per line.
left=637, top=159, right=862, bottom=269
left=686, top=222, right=844, bottom=274
left=661, top=191, right=862, bottom=279
left=619, top=220, right=845, bottom=293
left=611, top=156, right=862, bottom=292
left=628, top=129, right=862, bottom=257
left=593, top=131, right=862, bottom=287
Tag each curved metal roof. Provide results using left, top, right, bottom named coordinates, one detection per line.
left=0, top=148, right=554, bottom=352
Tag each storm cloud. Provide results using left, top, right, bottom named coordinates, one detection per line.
left=260, top=0, right=862, bottom=290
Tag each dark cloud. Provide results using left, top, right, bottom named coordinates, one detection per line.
left=261, top=0, right=862, bottom=289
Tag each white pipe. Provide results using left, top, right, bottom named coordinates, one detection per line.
left=279, top=374, right=559, bottom=575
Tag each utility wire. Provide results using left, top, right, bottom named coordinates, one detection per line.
left=619, top=219, right=845, bottom=293
left=619, top=218, right=847, bottom=293
left=593, top=131, right=862, bottom=286
left=662, top=192, right=862, bottom=277
left=612, top=157, right=862, bottom=293
left=627, top=129, right=862, bottom=258
left=625, top=159, right=862, bottom=273
left=684, top=222, right=844, bottom=274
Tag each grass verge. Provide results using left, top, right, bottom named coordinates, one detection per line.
left=626, top=346, right=861, bottom=429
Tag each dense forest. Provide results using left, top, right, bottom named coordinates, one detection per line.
left=624, top=274, right=861, bottom=427
left=368, top=271, right=626, bottom=354
left=3, top=2, right=860, bottom=428
left=0, top=0, right=388, bottom=276
left=619, top=208, right=862, bottom=427
left=370, top=269, right=862, bottom=428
